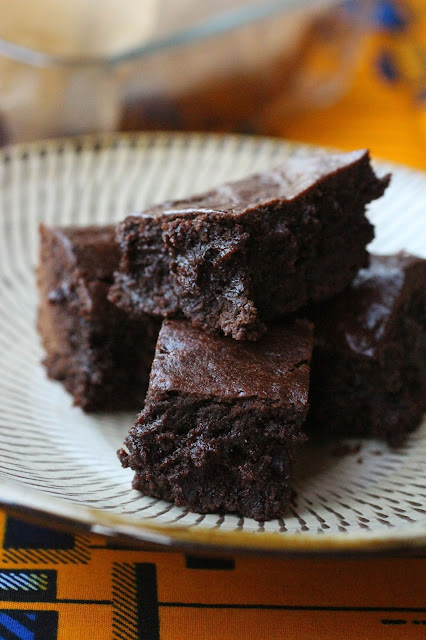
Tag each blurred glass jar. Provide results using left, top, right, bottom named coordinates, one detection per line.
left=0, top=0, right=372, bottom=144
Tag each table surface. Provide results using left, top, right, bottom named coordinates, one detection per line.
left=0, top=1, right=425, bottom=638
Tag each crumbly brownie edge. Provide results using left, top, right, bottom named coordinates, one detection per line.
left=109, top=216, right=182, bottom=319
left=119, top=394, right=308, bottom=520
left=37, top=225, right=160, bottom=412
left=163, top=215, right=265, bottom=339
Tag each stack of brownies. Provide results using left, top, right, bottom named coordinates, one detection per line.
left=37, top=149, right=426, bottom=521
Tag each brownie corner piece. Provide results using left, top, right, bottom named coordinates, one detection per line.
left=309, top=252, right=426, bottom=446
left=119, top=318, right=314, bottom=520
left=110, top=149, right=389, bottom=341
left=37, top=223, right=160, bottom=411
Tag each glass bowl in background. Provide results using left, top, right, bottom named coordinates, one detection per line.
left=0, top=0, right=371, bottom=144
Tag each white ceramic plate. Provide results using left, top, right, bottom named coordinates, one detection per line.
left=0, top=132, right=425, bottom=555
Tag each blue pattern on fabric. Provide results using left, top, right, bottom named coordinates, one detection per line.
left=0, top=613, right=34, bottom=640
left=0, top=611, right=58, bottom=640
left=373, top=0, right=408, bottom=31
left=376, top=50, right=401, bottom=81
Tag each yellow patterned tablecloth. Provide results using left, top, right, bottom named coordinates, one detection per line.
left=0, top=1, right=425, bottom=638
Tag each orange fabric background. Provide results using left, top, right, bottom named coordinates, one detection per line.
left=0, top=510, right=425, bottom=639
left=282, top=3, right=426, bottom=170
left=0, top=1, right=425, bottom=638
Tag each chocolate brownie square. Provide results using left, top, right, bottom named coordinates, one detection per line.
left=118, top=318, right=313, bottom=520
left=110, top=150, right=389, bottom=340
left=37, top=224, right=160, bottom=411
left=309, top=253, right=426, bottom=446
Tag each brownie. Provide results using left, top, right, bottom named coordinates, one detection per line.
left=37, top=224, right=160, bottom=412
left=309, top=253, right=426, bottom=446
left=109, top=150, right=389, bottom=341
left=118, top=318, right=313, bottom=520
